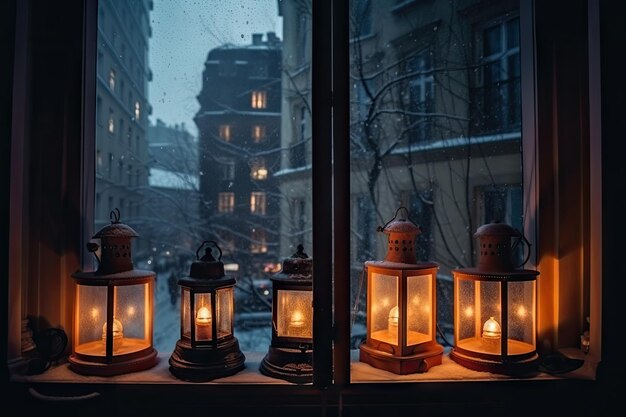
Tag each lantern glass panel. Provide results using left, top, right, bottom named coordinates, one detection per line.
left=114, top=284, right=150, bottom=350
left=370, top=272, right=399, bottom=346
left=456, top=277, right=502, bottom=355
left=182, top=288, right=191, bottom=338
left=276, top=289, right=312, bottom=338
left=217, top=287, right=233, bottom=338
left=75, top=284, right=108, bottom=356
left=194, top=293, right=213, bottom=341
left=507, top=280, right=536, bottom=354
left=406, top=274, right=432, bottom=346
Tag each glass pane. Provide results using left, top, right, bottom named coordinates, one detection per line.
left=95, top=0, right=303, bottom=355
left=115, top=284, right=151, bottom=354
left=181, top=288, right=191, bottom=340
left=507, top=280, right=536, bottom=354
left=406, top=274, right=432, bottom=345
left=349, top=0, right=523, bottom=361
left=217, top=287, right=233, bottom=338
left=456, top=278, right=501, bottom=355
left=276, top=289, right=313, bottom=338
left=75, top=284, right=108, bottom=356
left=369, top=272, right=398, bottom=346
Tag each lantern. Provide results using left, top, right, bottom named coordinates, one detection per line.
left=450, top=221, right=540, bottom=375
left=260, top=244, right=313, bottom=383
left=69, top=209, right=157, bottom=376
left=359, top=207, right=443, bottom=374
left=169, top=241, right=245, bottom=381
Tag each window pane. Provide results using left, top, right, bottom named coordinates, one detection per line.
left=94, top=1, right=303, bottom=360
left=349, top=0, right=523, bottom=375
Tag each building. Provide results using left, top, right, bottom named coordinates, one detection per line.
left=145, top=119, right=200, bottom=261
left=194, top=32, right=283, bottom=278
left=277, top=0, right=525, bottom=337
left=94, top=0, right=153, bottom=254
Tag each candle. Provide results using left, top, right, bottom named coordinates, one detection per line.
left=290, top=310, right=305, bottom=328
left=196, top=306, right=212, bottom=340
left=482, top=316, right=501, bottom=344
left=102, top=318, right=124, bottom=352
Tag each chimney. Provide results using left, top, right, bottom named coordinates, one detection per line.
left=252, top=33, right=263, bottom=46
left=267, top=31, right=277, bottom=45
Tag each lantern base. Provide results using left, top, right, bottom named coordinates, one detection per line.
left=449, top=348, right=540, bottom=376
left=359, top=341, right=444, bottom=374
left=68, top=348, right=158, bottom=376
left=169, top=337, right=246, bottom=382
left=259, top=345, right=313, bottom=384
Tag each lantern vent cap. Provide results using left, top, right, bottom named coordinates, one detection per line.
left=93, top=208, right=139, bottom=239
left=474, top=221, right=522, bottom=238
left=279, top=244, right=312, bottom=277
left=378, top=206, right=421, bottom=235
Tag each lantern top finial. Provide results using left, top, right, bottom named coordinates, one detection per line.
left=473, top=221, right=532, bottom=273
left=189, top=240, right=225, bottom=279
left=378, top=206, right=421, bottom=236
left=379, top=207, right=420, bottom=264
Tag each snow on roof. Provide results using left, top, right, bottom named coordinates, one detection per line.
left=392, top=131, right=520, bottom=155
left=149, top=168, right=199, bottom=191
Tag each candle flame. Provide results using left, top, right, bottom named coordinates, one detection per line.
left=196, top=306, right=212, bottom=324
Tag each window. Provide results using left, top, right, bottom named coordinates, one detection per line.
left=408, top=48, right=434, bottom=143
left=218, top=192, right=235, bottom=213
left=250, top=228, right=268, bottom=253
left=108, top=109, right=114, bottom=133
left=251, top=90, right=267, bottom=109
left=134, top=101, right=141, bottom=120
left=250, top=158, right=268, bottom=180
left=109, top=68, right=116, bottom=90
left=250, top=191, right=266, bottom=215
left=351, top=0, right=372, bottom=39
left=221, top=158, right=235, bottom=180
left=474, top=17, right=521, bottom=133
left=251, top=124, right=266, bottom=142
left=7, top=0, right=609, bottom=412
left=219, top=124, right=231, bottom=141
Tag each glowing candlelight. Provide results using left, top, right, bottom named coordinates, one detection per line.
left=388, top=306, right=399, bottom=338
left=196, top=306, right=212, bottom=340
left=290, top=310, right=305, bottom=328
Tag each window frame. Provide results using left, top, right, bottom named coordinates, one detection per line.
left=4, top=0, right=612, bottom=412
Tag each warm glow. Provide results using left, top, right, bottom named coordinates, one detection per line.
left=251, top=91, right=267, bottom=109
left=516, top=305, right=527, bottom=318
left=411, top=295, right=420, bottom=305
left=127, top=306, right=136, bottom=317
left=482, top=316, right=501, bottom=341
left=219, top=124, right=231, bottom=141
left=134, top=101, right=141, bottom=120
left=381, top=298, right=390, bottom=308
left=290, top=310, right=305, bottom=328
left=196, top=306, right=212, bottom=325
left=90, top=307, right=100, bottom=320
left=464, top=306, right=474, bottom=318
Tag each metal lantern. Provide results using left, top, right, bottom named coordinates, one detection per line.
left=450, top=221, right=540, bottom=375
left=69, top=209, right=158, bottom=376
left=260, top=244, right=313, bottom=383
left=169, top=240, right=245, bottom=381
left=359, top=207, right=443, bottom=374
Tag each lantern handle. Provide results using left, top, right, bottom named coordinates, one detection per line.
left=377, top=206, right=412, bottom=232
left=512, top=230, right=532, bottom=268
left=109, top=208, right=121, bottom=224
left=195, top=240, right=222, bottom=261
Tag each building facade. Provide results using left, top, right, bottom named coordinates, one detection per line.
left=194, top=32, right=283, bottom=279
left=95, top=0, right=153, bottom=254
left=277, top=0, right=524, bottom=338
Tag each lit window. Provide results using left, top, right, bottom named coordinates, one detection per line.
left=250, top=228, right=267, bottom=253
left=250, top=192, right=266, bottom=215
left=108, top=110, right=115, bottom=134
left=251, top=90, right=267, bottom=109
left=218, top=192, right=235, bottom=213
left=250, top=158, right=268, bottom=180
left=219, top=124, right=231, bottom=141
left=134, top=101, right=141, bottom=120
left=96, top=149, right=103, bottom=167
left=109, top=68, right=116, bottom=90
left=251, top=125, right=266, bottom=142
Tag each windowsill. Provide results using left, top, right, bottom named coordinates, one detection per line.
left=10, top=347, right=597, bottom=386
